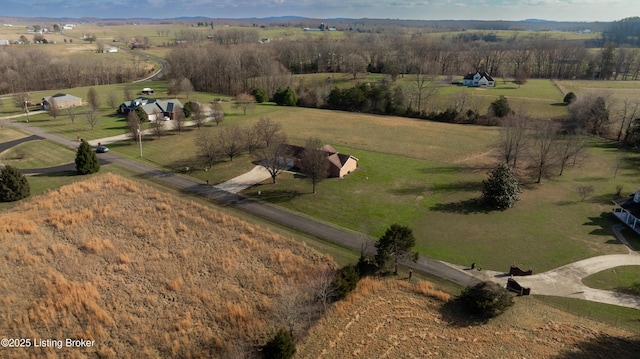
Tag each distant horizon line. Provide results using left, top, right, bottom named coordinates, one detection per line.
left=0, top=15, right=620, bottom=24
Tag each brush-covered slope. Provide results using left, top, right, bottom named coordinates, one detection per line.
left=0, top=173, right=333, bottom=358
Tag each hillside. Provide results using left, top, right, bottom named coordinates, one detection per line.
left=0, top=173, right=334, bottom=358
left=296, top=278, right=640, bottom=358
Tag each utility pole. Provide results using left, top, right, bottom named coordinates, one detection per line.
left=24, top=100, right=29, bottom=123
left=137, top=126, right=142, bottom=157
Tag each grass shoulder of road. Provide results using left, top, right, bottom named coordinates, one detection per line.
left=582, top=265, right=640, bottom=296
left=537, top=295, right=640, bottom=333
left=0, top=139, right=76, bottom=168
left=0, top=126, right=30, bottom=142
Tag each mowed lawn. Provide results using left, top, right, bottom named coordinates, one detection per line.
left=12, top=98, right=638, bottom=273
left=7, top=81, right=640, bottom=274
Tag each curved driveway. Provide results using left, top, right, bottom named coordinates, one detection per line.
left=3, top=116, right=640, bottom=309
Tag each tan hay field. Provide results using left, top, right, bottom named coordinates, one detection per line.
left=0, top=173, right=334, bottom=358
left=296, top=277, right=640, bottom=358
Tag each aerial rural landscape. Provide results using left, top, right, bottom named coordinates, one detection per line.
left=1, top=1, right=640, bottom=357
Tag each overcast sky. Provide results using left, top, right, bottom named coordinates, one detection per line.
left=0, top=0, right=636, bottom=22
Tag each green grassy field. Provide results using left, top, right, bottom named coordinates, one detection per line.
left=6, top=83, right=640, bottom=273
left=0, top=139, right=76, bottom=168
left=583, top=265, right=640, bottom=295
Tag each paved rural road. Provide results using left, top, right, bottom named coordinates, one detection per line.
left=2, top=118, right=479, bottom=288
left=5, top=117, right=640, bottom=309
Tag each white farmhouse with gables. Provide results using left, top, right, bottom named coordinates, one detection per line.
left=613, top=190, right=640, bottom=234
left=462, top=71, right=495, bottom=87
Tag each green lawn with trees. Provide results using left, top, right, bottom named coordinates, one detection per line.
left=2, top=17, right=640, bottom=333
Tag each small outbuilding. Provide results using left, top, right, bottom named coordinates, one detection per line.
left=41, top=93, right=83, bottom=110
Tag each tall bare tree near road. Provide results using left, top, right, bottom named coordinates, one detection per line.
left=301, top=137, right=329, bottom=194
left=255, top=133, right=290, bottom=184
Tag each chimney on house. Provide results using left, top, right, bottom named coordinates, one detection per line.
left=634, top=190, right=640, bottom=203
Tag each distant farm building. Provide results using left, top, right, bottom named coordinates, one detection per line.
left=41, top=94, right=83, bottom=110
left=462, top=71, right=495, bottom=87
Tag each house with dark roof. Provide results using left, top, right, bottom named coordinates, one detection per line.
left=462, top=71, right=495, bottom=87
left=612, top=191, right=640, bottom=234
left=41, top=93, right=83, bottom=110
left=279, top=143, right=358, bottom=178
left=140, top=99, right=184, bottom=121
left=118, top=97, right=156, bottom=114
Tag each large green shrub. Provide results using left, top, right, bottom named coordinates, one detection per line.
left=333, top=264, right=360, bottom=300
left=489, top=95, right=511, bottom=118
left=75, top=140, right=100, bottom=175
left=457, top=281, right=514, bottom=319
left=252, top=87, right=268, bottom=103
left=273, top=87, right=297, bottom=106
left=262, top=329, right=296, bottom=359
left=0, top=165, right=30, bottom=202
left=481, top=163, right=520, bottom=210
left=563, top=92, right=577, bottom=105
left=135, top=106, right=148, bottom=122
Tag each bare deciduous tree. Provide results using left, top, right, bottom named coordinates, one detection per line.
left=253, top=117, right=283, bottom=149
left=310, top=266, right=338, bottom=312
left=190, top=102, right=206, bottom=129
left=529, top=121, right=560, bottom=183
left=180, top=77, right=194, bottom=100
left=217, top=125, right=244, bottom=161
left=243, top=126, right=261, bottom=154
left=107, top=91, right=118, bottom=108
left=343, top=53, right=367, bottom=80
left=557, top=134, right=587, bottom=176
left=211, top=102, right=224, bottom=126
left=273, top=283, right=306, bottom=338
left=616, top=98, right=640, bottom=142
left=234, top=93, right=255, bottom=115
left=497, top=113, right=529, bottom=169
left=255, top=133, right=289, bottom=183
left=126, top=111, right=141, bottom=141
left=48, top=97, right=59, bottom=120
left=85, top=109, right=100, bottom=130
left=150, top=110, right=165, bottom=138
left=173, top=108, right=186, bottom=133
left=196, top=130, right=219, bottom=168
left=87, top=87, right=100, bottom=111
left=577, top=185, right=594, bottom=201
left=301, top=137, right=329, bottom=193
left=124, top=86, right=133, bottom=101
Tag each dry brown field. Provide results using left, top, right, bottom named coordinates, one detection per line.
left=297, top=277, right=640, bottom=358
left=0, top=173, right=334, bottom=358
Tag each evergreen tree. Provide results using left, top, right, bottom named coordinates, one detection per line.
left=251, top=87, right=268, bottom=103
left=0, top=165, right=30, bottom=202
left=135, top=106, right=148, bottom=122
left=333, top=264, right=360, bottom=300
left=75, top=140, right=100, bottom=175
left=563, top=92, right=577, bottom=105
left=489, top=95, right=511, bottom=118
left=273, top=87, right=297, bottom=106
left=481, top=163, right=520, bottom=210
left=374, top=224, right=419, bottom=275
left=262, top=329, right=296, bottom=359
left=457, top=281, right=514, bottom=319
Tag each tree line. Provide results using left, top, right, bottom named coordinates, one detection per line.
left=0, top=48, right=145, bottom=95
